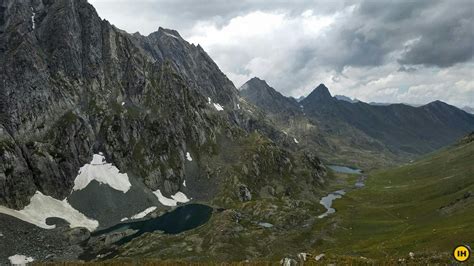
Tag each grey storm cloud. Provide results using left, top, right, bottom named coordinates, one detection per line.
left=90, top=0, right=474, bottom=107
left=91, top=0, right=473, bottom=69
left=318, top=0, right=474, bottom=69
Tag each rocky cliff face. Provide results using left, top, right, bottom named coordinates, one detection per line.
left=0, top=0, right=326, bottom=210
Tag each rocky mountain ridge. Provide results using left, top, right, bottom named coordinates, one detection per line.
left=0, top=0, right=326, bottom=216
left=240, top=78, right=474, bottom=167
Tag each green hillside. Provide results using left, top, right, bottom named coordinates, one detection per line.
left=317, top=136, right=474, bottom=261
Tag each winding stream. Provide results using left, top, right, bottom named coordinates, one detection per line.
left=318, top=165, right=365, bottom=219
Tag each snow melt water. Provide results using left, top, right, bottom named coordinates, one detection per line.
left=73, top=153, right=131, bottom=193
left=0, top=191, right=98, bottom=231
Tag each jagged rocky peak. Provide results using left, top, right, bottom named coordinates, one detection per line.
left=133, top=26, right=239, bottom=106
left=240, top=77, right=269, bottom=90
left=0, top=0, right=241, bottom=209
left=303, top=84, right=333, bottom=102
left=239, top=77, right=300, bottom=115
left=0, top=0, right=327, bottom=225
left=155, top=27, right=183, bottom=39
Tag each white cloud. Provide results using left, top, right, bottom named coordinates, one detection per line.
left=187, top=10, right=336, bottom=89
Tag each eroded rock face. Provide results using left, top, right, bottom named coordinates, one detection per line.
left=0, top=0, right=327, bottom=211
left=0, top=0, right=238, bottom=208
left=237, top=184, right=252, bottom=202
left=64, top=227, right=90, bottom=245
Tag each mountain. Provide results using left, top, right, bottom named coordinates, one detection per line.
left=302, top=86, right=474, bottom=155
left=239, top=77, right=301, bottom=116
left=334, top=95, right=359, bottom=103
left=303, top=84, right=333, bottom=103
left=296, top=96, right=306, bottom=102
left=240, top=78, right=474, bottom=167
left=240, top=80, right=397, bottom=169
left=0, top=1, right=328, bottom=263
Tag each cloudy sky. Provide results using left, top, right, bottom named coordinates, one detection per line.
left=89, top=0, right=473, bottom=108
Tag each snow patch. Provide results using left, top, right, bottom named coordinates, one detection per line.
left=186, top=152, right=193, bottom=161
left=31, top=8, right=35, bottom=30
left=294, top=138, right=299, bottom=144
left=183, top=180, right=186, bottom=187
left=315, top=253, right=325, bottom=261
left=153, top=189, right=190, bottom=207
left=213, top=103, right=224, bottom=111
left=130, top=206, right=157, bottom=220
left=9, top=254, right=34, bottom=265
left=163, top=32, right=179, bottom=39
left=73, top=154, right=131, bottom=193
left=207, top=97, right=224, bottom=111
left=0, top=191, right=98, bottom=231
left=237, top=103, right=241, bottom=109
left=120, top=217, right=128, bottom=222
left=171, top=192, right=190, bottom=203
left=121, top=101, right=125, bottom=106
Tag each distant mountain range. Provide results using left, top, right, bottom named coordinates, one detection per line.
left=240, top=79, right=474, bottom=167
left=334, top=95, right=359, bottom=103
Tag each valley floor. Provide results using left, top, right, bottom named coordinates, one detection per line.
left=309, top=140, right=474, bottom=264
left=1, top=142, right=472, bottom=265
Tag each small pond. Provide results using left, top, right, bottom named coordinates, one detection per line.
left=81, top=204, right=213, bottom=260
left=327, top=165, right=362, bottom=175
left=318, top=190, right=346, bottom=218
left=92, top=204, right=213, bottom=241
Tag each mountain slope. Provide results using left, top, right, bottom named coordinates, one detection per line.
left=239, top=78, right=474, bottom=168
left=239, top=77, right=301, bottom=116
left=239, top=80, right=404, bottom=168
left=320, top=133, right=474, bottom=259
left=0, top=0, right=326, bottom=221
left=302, top=89, right=474, bottom=154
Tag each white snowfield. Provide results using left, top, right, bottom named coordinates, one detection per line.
left=130, top=206, right=157, bottom=220
left=73, top=153, right=131, bottom=193
left=186, top=152, right=193, bottom=161
left=0, top=191, right=99, bottom=231
left=153, top=189, right=190, bottom=207
left=8, top=254, right=34, bottom=265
